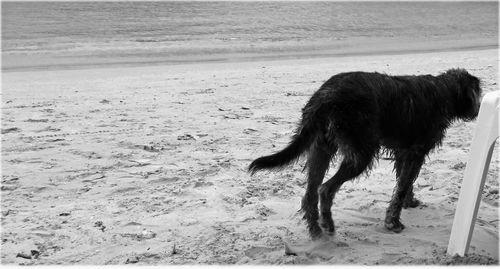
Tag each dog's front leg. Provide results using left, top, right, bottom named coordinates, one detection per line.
left=385, top=153, right=425, bottom=232
left=402, top=185, right=421, bottom=208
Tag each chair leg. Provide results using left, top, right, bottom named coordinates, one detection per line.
left=447, top=91, right=500, bottom=256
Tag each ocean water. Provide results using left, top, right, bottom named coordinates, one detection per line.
left=1, top=1, right=498, bottom=69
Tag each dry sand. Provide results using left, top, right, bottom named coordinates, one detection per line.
left=1, top=48, right=498, bottom=265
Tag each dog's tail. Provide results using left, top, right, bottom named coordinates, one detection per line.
left=248, top=121, right=317, bottom=175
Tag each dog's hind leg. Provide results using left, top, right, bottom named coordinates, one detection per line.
left=318, top=149, right=375, bottom=235
left=385, top=151, right=425, bottom=232
left=301, top=141, right=331, bottom=240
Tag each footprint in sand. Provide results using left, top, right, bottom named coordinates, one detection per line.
left=450, top=161, right=467, bottom=171
left=36, top=126, right=61, bottom=133
left=26, top=118, right=49, bottom=123
left=1, top=185, right=18, bottom=191
left=1, top=127, right=21, bottom=134
left=284, top=239, right=350, bottom=259
left=193, top=178, right=214, bottom=188
left=68, top=150, right=103, bottom=159
left=243, top=128, right=258, bottom=135
left=244, top=246, right=276, bottom=259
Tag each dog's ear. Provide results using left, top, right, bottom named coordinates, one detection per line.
left=460, top=73, right=477, bottom=94
left=457, top=73, right=481, bottom=120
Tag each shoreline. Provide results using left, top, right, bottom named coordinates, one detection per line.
left=2, top=37, right=497, bottom=73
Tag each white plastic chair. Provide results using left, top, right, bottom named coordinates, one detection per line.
left=447, top=91, right=500, bottom=256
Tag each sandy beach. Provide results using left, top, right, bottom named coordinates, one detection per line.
left=1, top=48, right=498, bottom=265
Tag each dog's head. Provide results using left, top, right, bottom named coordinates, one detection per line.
left=445, top=68, right=482, bottom=121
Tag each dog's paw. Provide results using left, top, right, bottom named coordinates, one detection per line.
left=309, top=225, right=324, bottom=240
left=402, top=197, right=422, bottom=209
left=319, top=216, right=336, bottom=236
left=384, top=219, right=405, bottom=233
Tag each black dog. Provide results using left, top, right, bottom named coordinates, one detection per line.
left=249, top=68, right=482, bottom=239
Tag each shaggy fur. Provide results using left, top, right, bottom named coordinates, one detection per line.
left=249, top=68, right=482, bottom=239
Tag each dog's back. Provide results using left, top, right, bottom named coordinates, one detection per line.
left=315, top=72, right=457, bottom=149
